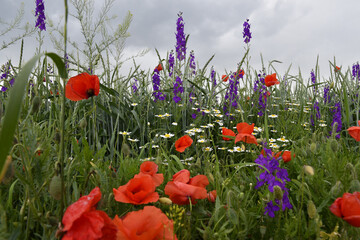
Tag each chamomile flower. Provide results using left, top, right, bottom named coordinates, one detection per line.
left=269, top=114, right=278, bottom=118
left=207, top=123, right=215, bottom=128
left=218, top=147, right=228, bottom=150
left=128, top=138, right=139, bottom=142
left=277, top=137, right=289, bottom=143
left=215, top=113, right=223, bottom=118
left=203, top=109, right=211, bottom=114
left=160, top=133, right=175, bottom=139
left=197, top=138, right=208, bottom=143
left=119, top=131, right=131, bottom=136
left=269, top=138, right=276, bottom=143
left=152, top=145, right=159, bottom=149
left=172, top=122, right=178, bottom=126
left=203, top=147, right=213, bottom=152
left=270, top=129, right=278, bottom=133
left=131, top=103, right=138, bottom=107
left=319, top=123, right=327, bottom=127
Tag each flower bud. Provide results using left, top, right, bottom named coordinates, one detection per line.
left=330, top=181, right=342, bottom=197
left=309, top=142, right=317, bottom=154
left=207, top=172, right=214, bottom=183
left=330, top=139, right=338, bottom=152
left=350, top=179, right=360, bottom=192
left=304, top=165, right=314, bottom=176
left=273, top=185, right=283, bottom=200
left=159, top=197, right=172, bottom=205
left=260, top=226, right=266, bottom=237
left=121, top=143, right=131, bottom=157
left=31, top=96, right=41, bottom=114
left=79, top=118, right=87, bottom=129
left=307, top=200, right=317, bottom=219
left=49, top=175, right=62, bottom=200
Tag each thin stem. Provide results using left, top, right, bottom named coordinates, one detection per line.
left=59, top=0, right=68, bottom=219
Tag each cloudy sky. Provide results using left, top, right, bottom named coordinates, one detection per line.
left=1, top=0, right=360, bottom=81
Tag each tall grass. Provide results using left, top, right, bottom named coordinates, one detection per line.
left=0, top=1, right=360, bottom=239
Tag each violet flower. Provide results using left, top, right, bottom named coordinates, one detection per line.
left=35, top=0, right=46, bottom=31
left=330, top=101, right=342, bottom=138
left=255, top=147, right=293, bottom=218
left=173, top=76, right=184, bottom=103
left=175, top=12, right=186, bottom=61
left=168, top=50, right=175, bottom=77
left=152, top=69, right=166, bottom=102
left=189, top=51, right=196, bottom=74
left=243, top=19, right=252, bottom=44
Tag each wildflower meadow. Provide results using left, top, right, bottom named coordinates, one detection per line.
left=2, top=1, right=360, bottom=239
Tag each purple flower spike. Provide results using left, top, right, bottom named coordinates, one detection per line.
left=35, top=0, right=46, bottom=31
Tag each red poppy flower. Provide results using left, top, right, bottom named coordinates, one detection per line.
left=264, top=73, right=280, bottom=87
left=222, top=74, right=229, bottom=82
left=65, top=72, right=100, bottom=101
left=275, top=151, right=295, bottom=163
left=175, top=135, right=193, bottom=152
left=113, top=206, right=177, bottom=240
left=154, top=63, right=163, bottom=72
left=207, top=190, right=217, bottom=203
left=164, top=169, right=209, bottom=205
left=335, top=66, right=341, bottom=72
left=235, top=122, right=258, bottom=145
left=61, top=187, right=118, bottom=240
left=330, top=192, right=360, bottom=227
left=222, top=127, right=236, bottom=141
left=134, top=161, right=164, bottom=187
left=348, top=121, right=360, bottom=141
left=113, top=175, right=159, bottom=205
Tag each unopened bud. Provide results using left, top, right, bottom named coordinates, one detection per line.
left=273, top=185, right=283, bottom=200
left=304, top=165, right=314, bottom=176
left=159, top=197, right=172, bottom=205
left=350, top=179, right=360, bottom=192
left=307, top=200, right=317, bottom=219
left=49, top=175, right=62, bottom=200
left=330, top=181, right=342, bottom=197
left=260, top=226, right=266, bottom=236
left=310, top=142, right=317, bottom=154
left=207, top=172, right=214, bottom=183
left=79, top=118, right=87, bottom=129
left=121, top=143, right=131, bottom=157
left=330, top=82, right=334, bottom=89
left=31, top=96, right=41, bottom=114
left=330, top=139, right=338, bottom=152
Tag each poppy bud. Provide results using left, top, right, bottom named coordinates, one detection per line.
left=257, top=138, right=263, bottom=144
left=31, top=96, right=41, bottom=114
left=330, top=139, right=338, bottom=152
left=159, top=197, right=173, bottom=205
left=330, top=82, right=334, bottom=89
left=121, top=143, right=131, bottom=156
left=49, top=175, right=62, bottom=200
left=54, top=129, right=61, bottom=143
left=79, top=118, right=87, bottom=129
left=207, top=172, right=214, bottom=183
left=273, top=185, right=283, bottom=200
left=45, top=211, right=59, bottom=227
left=307, top=200, right=317, bottom=219
left=330, top=181, right=342, bottom=197
left=260, top=226, right=266, bottom=237
left=309, top=142, right=317, bottom=154
left=350, top=179, right=360, bottom=192
left=304, top=165, right=314, bottom=176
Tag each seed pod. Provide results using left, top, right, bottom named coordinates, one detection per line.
left=260, top=226, right=266, bottom=237
left=307, top=200, right=317, bottom=219
left=350, top=179, right=360, bottom=192
left=49, top=175, right=62, bottom=200
left=31, top=96, right=41, bottom=114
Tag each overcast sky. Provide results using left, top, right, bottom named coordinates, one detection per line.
left=1, top=0, right=360, bottom=82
